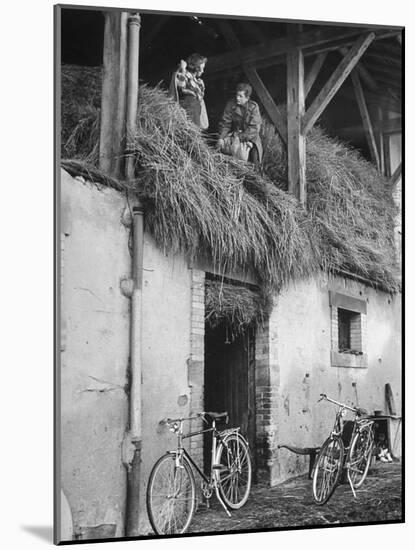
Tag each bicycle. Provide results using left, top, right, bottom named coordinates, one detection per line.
left=146, top=411, right=252, bottom=535
left=312, top=394, right=374, bottom=505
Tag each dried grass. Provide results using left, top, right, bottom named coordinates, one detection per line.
left=205, top=279, right=272, bottom=334
left=60, top=63, right=400, bottom=322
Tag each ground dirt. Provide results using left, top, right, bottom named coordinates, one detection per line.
left=188, top=461, right=402, bottom=534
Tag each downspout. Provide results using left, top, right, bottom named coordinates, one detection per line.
left=122, top=12, right=143, bottom=537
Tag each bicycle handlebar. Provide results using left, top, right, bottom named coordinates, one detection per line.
left=160, top=411, right=228, bottom=426
left=318, top=394, right=368, bottom=416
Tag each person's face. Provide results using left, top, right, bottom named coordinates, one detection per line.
left=236, top=90, right=249, bottom=106
left=195, top=62, right=205, bottom=76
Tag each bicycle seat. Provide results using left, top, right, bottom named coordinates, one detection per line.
left=356, top=407, right=369, bottom=416
left=205, top=411, right=229, bottom=423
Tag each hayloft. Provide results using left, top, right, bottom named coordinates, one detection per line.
left=58, top=7, right=402, bottom=542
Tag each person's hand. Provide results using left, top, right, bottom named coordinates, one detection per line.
left=216, top=138, right=224, bottom=150
left=179, top=59, right=187, bottom=71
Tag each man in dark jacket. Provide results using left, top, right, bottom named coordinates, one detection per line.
left=216, top=82, right=263, bottom=166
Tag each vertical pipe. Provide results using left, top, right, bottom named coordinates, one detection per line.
left=125, top=13, right=143, bottom=537
left=125, top=13, right=141, bottom=181
left=125, top=206, right=144, bottom=537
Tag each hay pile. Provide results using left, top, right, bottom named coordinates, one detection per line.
left=205, top=279, right=272, bottom=334
left=61, top=64, right=101, bottom=163
left=61, top=64, right=399, bottom=322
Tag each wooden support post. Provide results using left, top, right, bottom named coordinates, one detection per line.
left=287, top=46, right=306, bottom=205
left=304, top=52, right=327, bottom=98
left=99, top=11, right=128, bottom=178
left=218, top=21, right=287, bottom=143
left=303, top=32, right=376, bottom=135
left=351, top=71, right=380, bottom=169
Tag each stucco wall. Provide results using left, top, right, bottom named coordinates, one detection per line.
left=60, top=170, right=131, bottom=539
left=138, top=233, right=192, bottom=533
left=270, top=274, right=401, bottom=484
left=60, top=170, right=193, bottom=538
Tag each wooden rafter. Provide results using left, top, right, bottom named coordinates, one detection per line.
left=351, top=71, right=380, bottom=169
left=340, top=47, right=378, bottom=91
left=302, top=32, right=376, bottom=135
left=304, top=52, right=327, bottom=98
left=207, top=26, right=368, bottom=76
left=218, top=21, right=287, bottom=143
left=205, top=27, right=398, bottom=78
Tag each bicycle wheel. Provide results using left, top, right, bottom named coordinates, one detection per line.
left=312, top=436, right=344, bottom=505
left=347, top=426, right=374, bottom=489
left=146, top=453, right=196, bottom=535
left=215, top=433, right=252, bottom=509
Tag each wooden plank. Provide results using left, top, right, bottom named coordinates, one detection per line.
left=385, top=383, right=397, bottom=415
left=304, top=52, right=327, bottom=98
left=207, top=26, right=366, bottom=76
left=206, top=27, right=396, bottom=78
left=392, top=162, right=402, bottom=185
left=287, top=46, right=306, bottom=205
left=218, top=21, right=287, bottom=143
left=351, top=71, right=380, bottom=168
left=302, top=33, right=376, bottom=135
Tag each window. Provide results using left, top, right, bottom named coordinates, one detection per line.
left=329, top=291, right=367, bottom=368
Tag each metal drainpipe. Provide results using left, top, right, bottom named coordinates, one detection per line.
left=125, top=205, right=144, bottom=537
left=124, top=12, right=143, bottom=537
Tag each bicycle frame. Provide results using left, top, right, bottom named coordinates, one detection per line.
left=318, top=394, right=374, bottom=497
left=162, top=413, right=241, bottom=516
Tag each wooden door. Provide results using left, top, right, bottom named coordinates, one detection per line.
left=204, top=323, right=256, bottom=472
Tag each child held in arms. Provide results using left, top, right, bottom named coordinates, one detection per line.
left=169, top=53, right=209, bottom=130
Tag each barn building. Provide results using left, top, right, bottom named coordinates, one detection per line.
left=57, top=7, right=402, bottom=542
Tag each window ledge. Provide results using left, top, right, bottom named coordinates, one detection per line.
left=331, top=351, right=368, bottom=368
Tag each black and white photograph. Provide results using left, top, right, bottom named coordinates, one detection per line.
left=54, top=1, right=403, bottom=544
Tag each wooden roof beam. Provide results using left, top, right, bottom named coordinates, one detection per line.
left=302, top=32, right=376, bottom=135
left=340, top=47, right=378, bottom=91
left=207, top=26, right=366, bottom=76
left=351, top=71, right=380, bottom=168
left=304, top=52, right=327, bottom=98
left=206, top=27, right=399, bottom=78
left=218, top=21, right=287, bottom=143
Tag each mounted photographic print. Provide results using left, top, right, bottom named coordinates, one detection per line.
left=55, top=3, right=403, bottom=544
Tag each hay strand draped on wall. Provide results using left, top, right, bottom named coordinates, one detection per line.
left=61, top=65, right=399, bottom=329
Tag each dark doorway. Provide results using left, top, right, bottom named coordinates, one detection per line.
left=204, top=322, right=256, bottom=476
